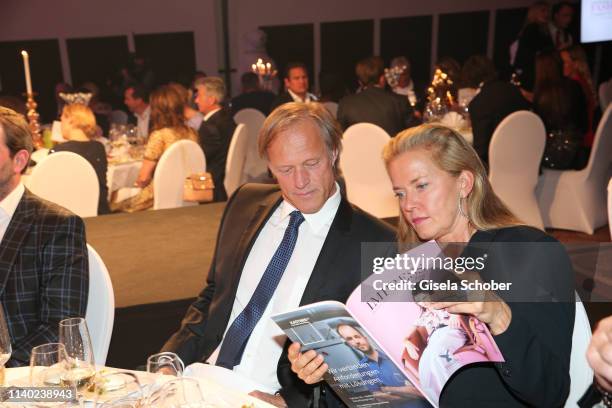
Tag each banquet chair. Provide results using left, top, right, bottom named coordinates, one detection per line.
left=85, top=244, right=115, bottom=366
left=30, top=148, right=49, bottom=164
left=599, top=78, right=612, bottom=109
left=322, top=101, right=338, bottom=119
left=536, top=105, right=612, bottom=234
left=28, top=151, right=99, bottom=217
left=566, top=294, right=593, bottom=408
left=489, top=111, right=546, bottom=229
left=233, top=108, right=267, bottom=181
left=224, top=124, right=248, bottom=197
left=340, top=123, right=398, bottom=219
left=109, top=110, right=129, bottom=125
left=153, top=140, right=206, bottom=210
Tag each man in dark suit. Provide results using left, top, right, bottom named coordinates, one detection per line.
left=0, top=107, right=88, bottom=367
left=466, top=55, right=531, bottom=166
left=162, top=102, right=395, bottom=407
left=194, top=77, right=236, bottom=202
left=337, top=56, right=413, bottom=137
left=231, top=72, right=276, bottom=116
left=271, top=62, right=318, bottom=111
left=124, top=82, right=151, bottom=138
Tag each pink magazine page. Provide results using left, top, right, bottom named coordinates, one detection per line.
left=346, top=242, right=505, bottom=406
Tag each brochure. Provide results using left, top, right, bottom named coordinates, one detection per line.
left=272, top=242, right=504, bottom=407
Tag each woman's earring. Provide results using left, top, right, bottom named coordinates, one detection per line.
left=458, top=193, right=468, bottom=219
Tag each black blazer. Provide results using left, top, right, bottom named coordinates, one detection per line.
left=162, top=183, right=396, bottom=406
left=337, top=87, right=413, bottom=137
left=270, top=92, right=295, bottom=111
left=198, top=109, right=236, bottom=202
left=439, top=226, right=575, bottom=407
left=231, top=90, right=276, bottom=116
left=468, top=80, right=531, bottom=166
left=0, top=190, right=89, bottom=367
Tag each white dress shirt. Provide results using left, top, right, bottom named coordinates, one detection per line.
left=207, top=183, right=341, bottom=393
left=0, top=183, right=25, bottom=243
left=135, top=105, right=151, bottom=138
left=288, top=89, right=317, bottom=103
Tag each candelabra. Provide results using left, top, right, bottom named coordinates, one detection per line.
left=25, top=93, right=43, bottom=149
left=251, top=58, right=277, bottom=91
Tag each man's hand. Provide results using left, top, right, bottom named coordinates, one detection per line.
left=249, top=390, right=287, bottom=407
left=287, top=342, right=328, bottom=384
left=587, top=315, right=612, bottom=392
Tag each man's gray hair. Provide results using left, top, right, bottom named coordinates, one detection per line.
left=197, top=76, right=226, bottom=103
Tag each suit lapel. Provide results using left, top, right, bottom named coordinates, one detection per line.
left=300, top=197, right=353, bottom=306
left=0, top=192, right=35, bottom=296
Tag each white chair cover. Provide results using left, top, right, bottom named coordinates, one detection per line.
left=233, top=108, right=267, bottom=181
left=340, top=123, right=398, bottom=219
left=489, top=111, right=546, bottom=229
left=536, top=105, right=612, bottom=234
left=599, top=78, right=612, bottom=109
left=566, top=294, right=593, bottom=407
left=153, top=140, right=206, bottom=210
left=109, top=110, right=129, bottom=125
left=28, top=151, right=99, bottom=217
left=224, top=124, right=249, bottom=198
left=322, top=101, right=338, bottom=119
left=30, top=148, right=49, bottom=164
left=85, top=244, right=115, bottom=366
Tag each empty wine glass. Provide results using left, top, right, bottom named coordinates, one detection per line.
left=0, top=307, right=11, bottom=385
left=146, top=352, right=185, bottom=377
left=58, top=317, right=96, bottom=393
left=30, top=343, right=67, bottom=387
left=149, top=377, right=206, bottom=408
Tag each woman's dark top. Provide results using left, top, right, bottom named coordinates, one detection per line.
left=514, top=23, right=554, bottom=91
left=439, top=226, right=575, bottom=407
left=50, top=140, right=110, bottom=215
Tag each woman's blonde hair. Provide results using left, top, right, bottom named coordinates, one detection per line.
left=62, top=104, right=97, bottom=139
left=382, top=124, right=522, bottom=245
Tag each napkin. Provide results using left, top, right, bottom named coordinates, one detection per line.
left=184, top=363, right=273, bottom=394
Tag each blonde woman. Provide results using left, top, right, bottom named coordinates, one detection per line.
left=289, top=124, right=575, bottom=406
left=112, top=85, right=197, bottom=212
left=53, top=103, right=110, bottom=214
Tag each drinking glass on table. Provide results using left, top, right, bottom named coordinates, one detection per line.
left=147, top=352, right=185, bottom=377
left=58, top=317, right=96, bottom=393
left=0, top=307, right=11, bottom=385
left=148, top=377, right=207, bottom=408
left=30, top=343, right=67, bottom=387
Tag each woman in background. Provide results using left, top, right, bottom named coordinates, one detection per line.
left=561, top=45, right=598, bottom=147
left=112, top=84, right=198, bottom=212
left=53, top=103, right=110, bottom=215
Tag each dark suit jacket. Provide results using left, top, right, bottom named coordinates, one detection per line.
left=0, top=189, right=88, bottom=367
left=198, top=109, right=236, bottom=202
left=468, top=80, right=531, bottom=166
left=162, top=183, right=396, bottom=407
left=270, top=92, right=295, bottom=111
left=440, top=226, right=574, bottom=407
left=337, top=87, right=413, bottom=137
left=231, top=90, right=276, bottom=116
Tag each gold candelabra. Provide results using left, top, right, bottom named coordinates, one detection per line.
left=25, top=92, right=43, bottom=149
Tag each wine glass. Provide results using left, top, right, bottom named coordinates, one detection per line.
left=149, top=377, right=206, bottom=408
left=0, top=307, right=11, bottom=385
left=146, top=352, right=185, bottom=377
left=58, top=317, right=96, bottom=393
left=30, top=343, right=67, bottom=387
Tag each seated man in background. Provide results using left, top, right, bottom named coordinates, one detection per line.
left=162, top=102, right=395, bottom=407
left=0, top=107, right=88, bottom=367
left=195, top=77, right=236, bottom=202
left=337, top=56, right=413, bottom=137
left=231, top=72, right=276, bottom=116
left=467, top=55, right=531, bottom=166
left=271, top=62, right=317, bottom=110
left=124, top=83, right=151, bottom=139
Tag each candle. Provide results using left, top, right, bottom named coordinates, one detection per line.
left=21, top=50, right=32, bottom=94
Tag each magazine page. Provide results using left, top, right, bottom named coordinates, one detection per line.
left=349, top=241, right=505, bottom=405
left=272, top=301, right=434, bottom=408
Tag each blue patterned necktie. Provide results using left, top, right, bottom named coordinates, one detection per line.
left=216, top=210, right=305, bottom=369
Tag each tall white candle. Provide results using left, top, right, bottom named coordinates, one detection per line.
left=21, top=50, right=32, bottom=94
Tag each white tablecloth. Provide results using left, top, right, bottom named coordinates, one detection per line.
left=106, top=161, right=142, bottom=199
left=4, top=366, right=274, bottom=407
